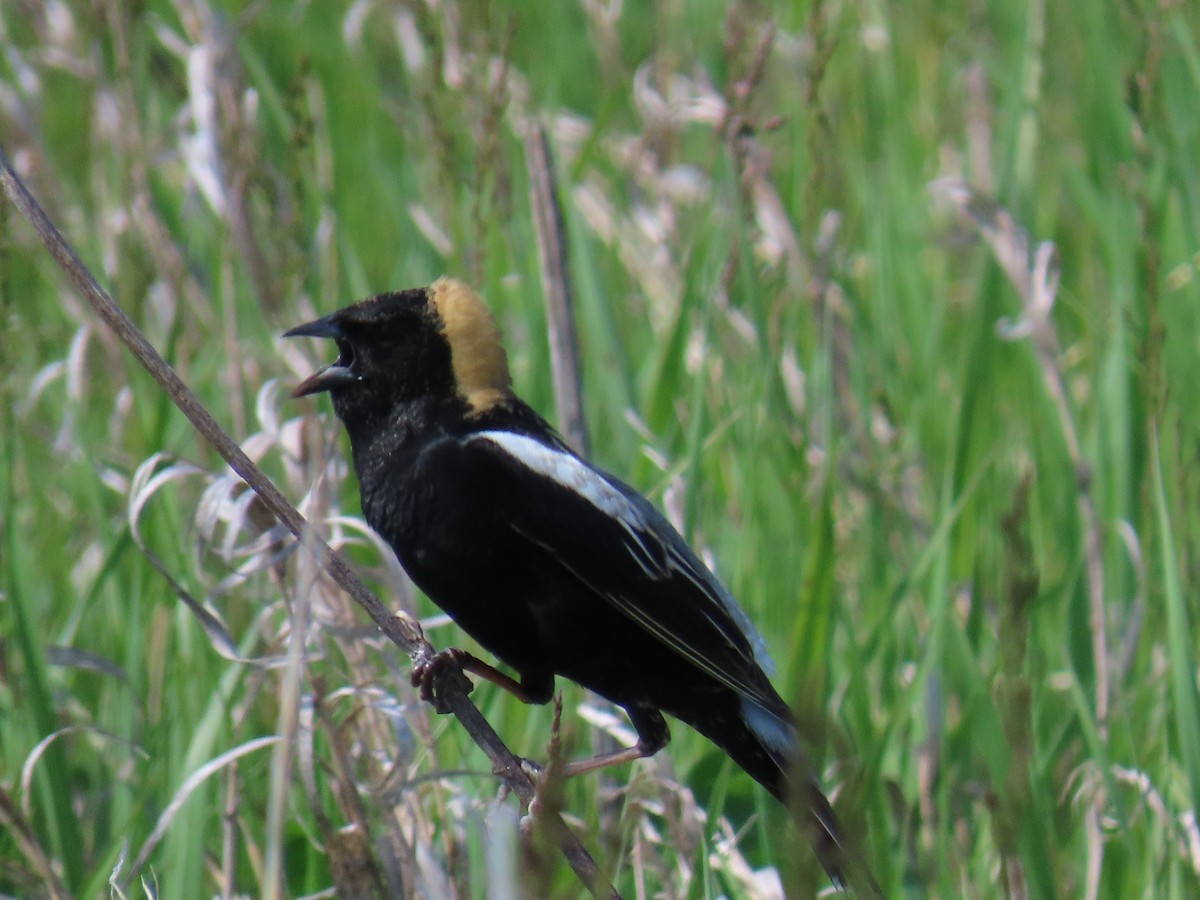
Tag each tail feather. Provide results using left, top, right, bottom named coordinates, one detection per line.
left=692, top=698, right=880, bottom=895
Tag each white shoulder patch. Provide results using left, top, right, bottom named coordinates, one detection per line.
left=472, top=430, right=644, bottom=525
left=473, top=429, right=777, bottom=686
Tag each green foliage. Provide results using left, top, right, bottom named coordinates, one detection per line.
left=2, top=0, right=1199, bottom=895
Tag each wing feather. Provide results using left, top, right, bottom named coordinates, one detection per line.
left=466, top=430, right=780, bottom=711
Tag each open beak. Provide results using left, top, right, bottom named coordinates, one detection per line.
left=284, top=316, right=359, bottom=397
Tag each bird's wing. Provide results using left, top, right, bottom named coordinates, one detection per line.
left=460, top=429, right=782, bottom=713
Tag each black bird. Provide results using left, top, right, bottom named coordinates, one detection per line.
left=286, top=278, right=871, bottom=889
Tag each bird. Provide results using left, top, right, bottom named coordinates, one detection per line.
left=286, top=277, right=873, bottom=890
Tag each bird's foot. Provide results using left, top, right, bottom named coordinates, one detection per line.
left=410, top=647, right=474, bottom=714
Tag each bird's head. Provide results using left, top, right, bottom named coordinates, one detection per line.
left=285, top=277, right=512, bottom=428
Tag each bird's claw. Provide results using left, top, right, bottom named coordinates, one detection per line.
left=411, top=647, right=474, bottom=714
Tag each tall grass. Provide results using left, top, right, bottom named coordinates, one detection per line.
left=2, top=0, right=1199, bottom=896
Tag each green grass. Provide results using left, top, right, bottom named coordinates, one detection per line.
left=2, top=0, right=1199, bottom=896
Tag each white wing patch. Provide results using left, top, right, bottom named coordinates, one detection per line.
left=472, top=431, right=666, bottom=576
left=474, top=431, right=631, bottom=516
left=472, top=429, right=780, bottom=690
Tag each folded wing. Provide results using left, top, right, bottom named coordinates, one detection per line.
left=462, top=429, right=783, bottom=715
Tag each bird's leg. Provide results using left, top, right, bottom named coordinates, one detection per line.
left=561, top=742, right=657, bottom=777
left=411, top=648, right=552, bottom=712
left=560, top=705, right=670, bottom=778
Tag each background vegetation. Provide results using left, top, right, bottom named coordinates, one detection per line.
left=2, top=0, right=1199, bottom=896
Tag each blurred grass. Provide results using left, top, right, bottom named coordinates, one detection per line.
left=2, top=0, right=1200, bottom=896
